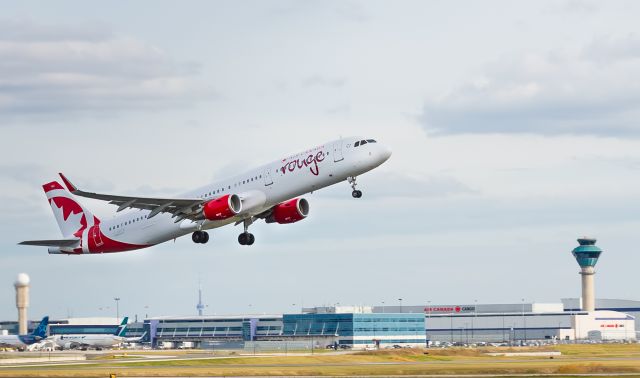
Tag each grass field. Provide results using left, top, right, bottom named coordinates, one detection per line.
left=1, top=344, right=639, bottom=377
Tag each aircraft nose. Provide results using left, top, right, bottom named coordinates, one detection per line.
left=379, top=145, right=392, bottom=162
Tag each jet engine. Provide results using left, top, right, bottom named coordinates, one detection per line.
left=203, top=194, right=242, bottom=221
left=266, top=198, right=309, bottom=224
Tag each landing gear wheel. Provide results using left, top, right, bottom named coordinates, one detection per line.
left=352, top=190, right=362, bottom=198
left=192, top=231, right=209, bottom=244
left=238, top=218, right=255, bottom=246
left=238, top=232, right=255, bottom=246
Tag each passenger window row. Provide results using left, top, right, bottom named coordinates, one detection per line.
left=109, top=216, right=145, bottom=231
left=199, top=175, right=263, bottom=198
left=354, top=139, right=377, bottom=147
left=202, top=186, right=229, bottom=198
left=110, top=173, right=268, bottom=227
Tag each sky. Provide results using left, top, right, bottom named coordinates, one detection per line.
left=1, top=0, right=640, bottom=321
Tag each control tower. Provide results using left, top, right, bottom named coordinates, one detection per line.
left=571, top=237, right=602, bottom=312
left=14, top=273, right=30, bottom=334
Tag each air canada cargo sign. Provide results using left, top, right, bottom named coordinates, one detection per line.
left=600, top=323, right=625, bottom=328
left=424, top=306, right=476, bottom=313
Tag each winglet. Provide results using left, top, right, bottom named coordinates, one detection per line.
left=58, top=173, right=78, bottom=192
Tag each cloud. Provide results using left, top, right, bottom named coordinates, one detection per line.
left=325, top=103, right=350, bottom=115
left=301, top=75, right=347, bottom=89
left=0, top=163, right=49, bottom=186
left=367, top=172, right=476, bottom=198
left=269, top=1, right=368, bottom=23
left=321, top=172, right=476, bottom=199
left=543, top=0, right=598, bottom=15
left=420, top=35, right=640, bottom=137
left=0, top=19, right=110, bottom=42
left=0, top=19, right=210, bottom=121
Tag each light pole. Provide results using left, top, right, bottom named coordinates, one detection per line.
left=114, top=297, right=121, bottom=320
left=426, top=300, right=431, bottom=342
left=472, top=299, right=477, bottom=340
left=522, top=298, right=527, bottom=343
left=502, top=313, right=506, bottom=342
left=450, top=313, right=454, bottom=343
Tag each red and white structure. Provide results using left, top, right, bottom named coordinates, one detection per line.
left=20, top=137, right=391, bottom=254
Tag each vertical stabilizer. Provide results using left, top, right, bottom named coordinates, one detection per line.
left=42, top=181, right=99, bottom=238
left=31, top=316, right=49, bottom=338
left=115, top=317, right=129, bottom=337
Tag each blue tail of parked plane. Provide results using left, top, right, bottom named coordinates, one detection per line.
left=31, top=316, right=49, bottom=338
left=115, top=317, right=129, bottom=337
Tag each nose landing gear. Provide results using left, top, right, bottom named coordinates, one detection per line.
left=348, top=176, right=362, bottom=198
left=192, top=231, right=209, bottom=244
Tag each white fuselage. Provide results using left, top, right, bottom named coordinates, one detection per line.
left=52, top=334, right=124, bottom=349
left=0, top=335, right=33, bottom=348
left=66, top=136, right=391, bottom=252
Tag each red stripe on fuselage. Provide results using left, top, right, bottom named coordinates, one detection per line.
left=86, top=225, right=151, bottom=253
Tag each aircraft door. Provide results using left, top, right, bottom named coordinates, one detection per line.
left=332, top=140, right=344, bottom=162
left=263, top=167, right=273, bottom=186
left=91, top=225, right=104, bottom=247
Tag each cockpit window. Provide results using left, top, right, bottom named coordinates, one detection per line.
left=355, top=139, right=377, bottom=147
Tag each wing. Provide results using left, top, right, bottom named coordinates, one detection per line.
left=19, top=238, right=80, bottom=247
left=59, top=173, right=206, bottom=222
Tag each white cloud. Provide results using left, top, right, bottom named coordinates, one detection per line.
left=421, top=35, right=640, bottom=137
left=0, top=20, right=210, bottom=121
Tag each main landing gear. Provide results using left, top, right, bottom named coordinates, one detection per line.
left=348, top=176, right=362, bottom=198
left=192, top=231, right=209, bottom=244
left=238, top=218, right=255, bottom=246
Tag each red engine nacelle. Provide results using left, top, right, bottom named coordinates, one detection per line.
left=203, top=194, right=242, bottom=221
left=266, top=198, right=309, bottom=224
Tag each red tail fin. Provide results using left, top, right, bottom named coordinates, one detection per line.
left=43, top=181, right=99, bottom=237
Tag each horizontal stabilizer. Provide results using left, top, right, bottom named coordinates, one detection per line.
left=19, top=238, right=80, bottom=247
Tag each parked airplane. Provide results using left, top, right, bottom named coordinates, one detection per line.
left=0, top=316, right=49, bottom=350
left=52, top=317, right=143, bottom=350
left=19, top=136, right=391, bottom=254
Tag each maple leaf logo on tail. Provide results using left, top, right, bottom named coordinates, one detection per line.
left=42, top=181, right=99, bottom=238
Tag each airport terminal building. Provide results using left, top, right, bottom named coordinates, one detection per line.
left=1, top=238, right=636, bottom=349
left=126, top=308, right=426, bottom=349
left=375, top=299, right=639, bottom=344
left=2, top=300, right=637, bottom=349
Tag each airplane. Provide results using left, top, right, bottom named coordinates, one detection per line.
left=51, top=317, right=144, bottom=350
left=0, top=316, right=49, bottom=350
left=19, top=136, right=391, bottom=254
